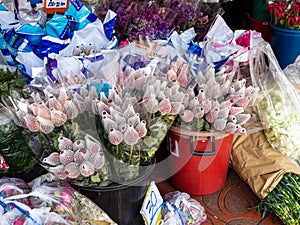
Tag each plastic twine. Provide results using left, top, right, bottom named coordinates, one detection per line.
left=0, top=200, right=41, bottom=225
left=173, top=204, right=185, bottom=225
left=149, top=201, right=185, bottom=225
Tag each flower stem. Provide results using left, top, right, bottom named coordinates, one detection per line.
left=116, top=145, right=119, bottom=155
left=39, top=130, right=48, bottom=142
left=128, top=145, right=133, bottom=164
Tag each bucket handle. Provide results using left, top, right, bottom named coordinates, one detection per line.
left=189, top=136, right=216, bottom=156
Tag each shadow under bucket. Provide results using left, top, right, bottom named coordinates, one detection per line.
left=167, top=126, right=234, bottom=195
left=72, top=160, right=155, bottom=225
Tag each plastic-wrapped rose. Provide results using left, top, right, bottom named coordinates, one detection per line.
left=94, top=54, right=189, bottom=181
left=173, top=62, right=259, bottom=134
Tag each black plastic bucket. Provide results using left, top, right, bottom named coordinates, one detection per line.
left=221, top=0, right=251, bottom=29
left=72, top=160, right=155, bottom=225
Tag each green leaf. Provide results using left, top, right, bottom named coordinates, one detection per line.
left=143, top=136, right=157, bottom=148
left=0, top=68, right=27, bottom=100
left=91, top=173, right=101, bottom=183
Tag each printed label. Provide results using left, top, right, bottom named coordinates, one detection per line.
left=45, top=0, right=67, bottom=8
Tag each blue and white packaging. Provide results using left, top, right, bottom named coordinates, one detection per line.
left=0, top=2, right=19, bottom=29
left=0, top=29, right=15, bottom=66
left=17, top=0, right=47, bottom=26
left=169, top=28, right=197, bottom=54
left=103, top=10, right=117, bottom=41
left=45, top=13, right=77, bottom=40
left=64, top=0, right=97, bottom=30
left=36, top=36, right=71, bottom=59
left=1, top=23, right=46, bottom=64
left=14, top=23, right=46, bottom=48
left=59, top=19, right=116, bottom=57
left=16, top=51, right=44, bottom=77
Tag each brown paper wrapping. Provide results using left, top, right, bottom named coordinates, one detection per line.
left=230, top=130, right=300, bottom=199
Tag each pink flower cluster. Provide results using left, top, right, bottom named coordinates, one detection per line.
left=268, top=1, right=300, bottom=30
left=44, top=135, right=105, bottom=180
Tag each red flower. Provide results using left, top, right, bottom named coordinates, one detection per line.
left=288, top=17, right=295, bottom=24
left=276, top=10, right=284, bottom=19
left=269, top=1, right=300, bottom=30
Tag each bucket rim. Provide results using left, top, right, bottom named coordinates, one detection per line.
left=247, top=14, right=270, bottom=25
left=270, top=23, right=300, bottom=34
left=71, top=158, right=155, bottom=192
left=169, top=126, right=231, bottom=140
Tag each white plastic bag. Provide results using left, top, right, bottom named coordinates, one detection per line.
left=249, top=41, right=300, bottom=165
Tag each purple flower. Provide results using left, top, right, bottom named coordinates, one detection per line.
left=96, top=0, right=217, bottom=42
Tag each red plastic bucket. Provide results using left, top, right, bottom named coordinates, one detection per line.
left=167, top=126, right=234, bottom=195
left=248, top=14, right=272, bottom=43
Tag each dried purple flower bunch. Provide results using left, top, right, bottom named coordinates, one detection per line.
left=159, top=0, right=219, bottom=41
left=95, top=0, right=218, bottom=42
left=95, top=0, right=169, bottom=41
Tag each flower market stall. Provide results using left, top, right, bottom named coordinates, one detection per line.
left=0, top=0, right=299, bottom=224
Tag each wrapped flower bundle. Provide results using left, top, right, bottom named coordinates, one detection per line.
left=4, top=76, right=110, bottom=185
left=173, top=61, right=259, bottom=134
left=0, top=65, right=40, bottom=179
left=0, top=177, right=77, bottom=224
left=163, top=191, right=207, bottom=225
left=249, top=42, right=300, bottom=164
left=93, top=52, right=191, bottom=181
left=258, top=173, right=300, bottom=225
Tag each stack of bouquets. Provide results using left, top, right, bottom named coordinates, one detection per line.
left=5, top=76, right=109, bottom=185
left=0, top=177, right=77, bottom=224
left=93, top=50, right=194, bottom=181
left=173, top=60, right=260, bottom=134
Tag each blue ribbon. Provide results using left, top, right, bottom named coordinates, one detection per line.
left=149, top=201, right=185, bottom=225
left=0, top=200, right=10, bottom=211
left=149, top=201, right=167, bottom=225
left=29, top=0, right=40, bottom=4
left=9, top=202, right=40, bottom=225
left=187, top=42, right=202, bottom=56
left=173, top=204, right=185, bottom=225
